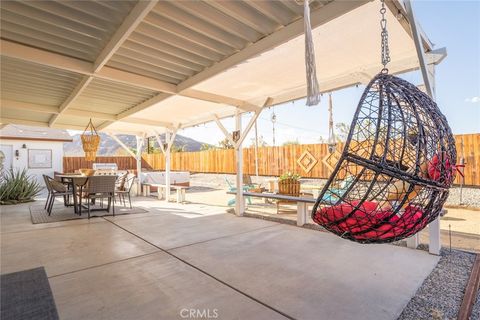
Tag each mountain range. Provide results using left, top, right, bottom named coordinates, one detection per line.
left=64, top=132, right=210, bottom=156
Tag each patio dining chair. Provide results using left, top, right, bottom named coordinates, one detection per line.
left=78, top=176, right=116, bottom=218
left=43, top=175, right=73, bottom=215
left=225, top=176, right=252, bottom=206
left=115, top=174, right=136, bottom=209
left=115, top=172, right=127, bottom=191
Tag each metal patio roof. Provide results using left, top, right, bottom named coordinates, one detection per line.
left=0, top=0, right=446, bottom=136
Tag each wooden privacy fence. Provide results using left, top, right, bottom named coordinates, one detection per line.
left=64, top=134, right=480, bottom=186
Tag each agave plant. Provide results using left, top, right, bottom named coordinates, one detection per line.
left=0, top=168, right=43, bottom=205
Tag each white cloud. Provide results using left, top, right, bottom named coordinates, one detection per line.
left=465, top=96, right=480, bottom=103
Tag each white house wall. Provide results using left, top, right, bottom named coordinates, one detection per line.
left=0, top=139, right=64, bottom=185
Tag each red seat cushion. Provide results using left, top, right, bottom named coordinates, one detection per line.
left=314, top=201, right=425, bottom=241
left=428, top=153, right=454, bottom=183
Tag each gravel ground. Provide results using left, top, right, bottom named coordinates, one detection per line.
left=190, top=173, right=480, bottom=208
left=473, top=293, right=480, bottom=320
left=444, top=186, right=480, bottom=208
left=397, top=249, right=477, bottom=320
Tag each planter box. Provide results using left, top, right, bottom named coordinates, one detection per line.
left=278, top=179, right=300, bottom=197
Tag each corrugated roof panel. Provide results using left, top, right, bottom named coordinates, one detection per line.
left=1, top=57, right=83, bottom=107
left=106, top=0, right=303, bottom=85
left=0, top=0, right=137, bottom=62
left=0, top=108, right=52, bottom=123
left=68, top=78, right=158, bottom=115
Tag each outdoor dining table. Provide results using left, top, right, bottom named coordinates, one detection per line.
left=56, top=174, right=89, bottom=214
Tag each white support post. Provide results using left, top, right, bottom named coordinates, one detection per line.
left=406, top=234, right=419, bottom=249
left=165, top=130, right=171, bottom=202
left=405, top=0, right=441, bottom=254
left=235, top=110, right=244, bottom=216
left=135, top=135, right=145, bottom=196
left=213, top=99, right=270, bottom=216
left=254, top=120, right=259, bottom=177
left=297, top=202, right=307, bottom=226
left=164, top=125, right=179, bottom=202
left=429, top=216, right=441, bottom=255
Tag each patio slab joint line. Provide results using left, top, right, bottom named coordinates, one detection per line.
left=47, top=251, right=161, bottom=279
left=165, top=224, right=281, bottom=251
left=103, top=218, right=296, bottom=320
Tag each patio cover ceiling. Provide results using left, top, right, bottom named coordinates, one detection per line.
left=0, top=0, right=446, bottom=136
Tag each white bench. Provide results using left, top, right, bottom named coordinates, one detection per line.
left=227, top=191, right=315, bottom=226
left=143, top=184, right=188, bottom=203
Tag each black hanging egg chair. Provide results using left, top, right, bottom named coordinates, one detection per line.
left=311, top=73, right=456, bottom=243
left=310, top=1, right=456, bottom=244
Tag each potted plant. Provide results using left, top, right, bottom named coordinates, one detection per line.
left=278, top=172, right=301, bottom=196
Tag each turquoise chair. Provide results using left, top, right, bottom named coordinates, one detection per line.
left=225, top=176, right=253, bottom=206
left=320, top=175, right=356, bottom=205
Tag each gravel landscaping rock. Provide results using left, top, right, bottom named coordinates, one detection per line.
left=472, top=293, right=480, bottom=320
left=397, top=249, right=476, bottom=320
left=445, top=186, right=480, bottom=208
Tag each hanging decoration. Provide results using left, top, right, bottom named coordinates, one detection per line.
left=271, top=108, right=277, bottom=146
left=81, top=119, right=100, bottom=161
left=310, top=0, right=457, bottom=244
left=300, top=0, right=321, bottom=106
left=327, top=93, right=337, bottom=153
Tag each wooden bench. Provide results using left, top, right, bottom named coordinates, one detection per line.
left=227, top=191, right=315, bottom=226
left=143, top=183, right=188, bottom=203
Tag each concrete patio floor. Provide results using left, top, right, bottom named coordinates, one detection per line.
left=1, top=197, right=440, bottom=320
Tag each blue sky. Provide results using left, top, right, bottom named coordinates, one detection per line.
left=181, top=0, right=480, bottom=146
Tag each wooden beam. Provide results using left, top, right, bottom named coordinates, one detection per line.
left=0, top=117, right=49, bottom=128
left=1, top=40, right=92, bottom=75
left=93, top=1, right=158, bottom=72
left=114, top=93, right=173, bottom=121
left=121, top=117, right=174, bottom=128
left=49, top=76, right=93, bottom=127
left=177, top=0, right=370, bottom=91
left=106, top=132, right=136, bottom=158
left=214, top=115, right=236, bottom=147
left=1, top=40, right=177, bottom=94
left=152, top=129, right=166, bottom=155
left=64, top=109, right=117, bottom=121
left=388, top=0, right=434, bottom=52
left=166, top=124, right=180, bottom=153
left=458, top=254, right=480, bottom=320
left=404, top=0, right=434, bottom=98
left=180, top=89, right=262, bottom=111
left=1, top=100, right=59, bottom=114
left=96, top=66, right=177, bottom=94
left=236, top=97, right=272, bottom=147
left=0, top=117, right=86, bottom=131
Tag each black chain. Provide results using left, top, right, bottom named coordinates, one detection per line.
left=380, top=0, right=390, bottom=73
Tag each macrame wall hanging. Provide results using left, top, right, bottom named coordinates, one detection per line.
left=81, top=119, right=100, bottom=161
left=311, top=0, right=457, bottom=244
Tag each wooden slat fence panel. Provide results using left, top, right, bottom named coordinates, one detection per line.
left=63, top=134, right=480, bottom=186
